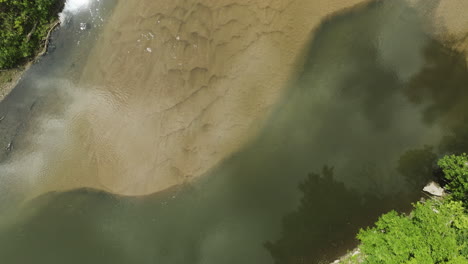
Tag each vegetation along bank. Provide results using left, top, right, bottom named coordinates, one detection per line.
left=336, top=154, right=468, bottom=264
left=0, top=0, right=64, bottom=98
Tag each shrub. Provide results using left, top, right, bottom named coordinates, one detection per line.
left=357, top=200, right=468, bottom=264
left=0, top=0, right=63, bottom=69
left=438, top=154, right=468, bottom=206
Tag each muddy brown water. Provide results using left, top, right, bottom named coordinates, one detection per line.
left=0, top=0, right=468, bottom=263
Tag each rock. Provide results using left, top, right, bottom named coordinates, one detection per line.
left=423, top=181, right=445, bottom=196
left=5, top=142, right=12, bottom=152
left=80, top=22, right=89, bottom=31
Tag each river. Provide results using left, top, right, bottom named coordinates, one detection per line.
left=0, top=0, right=467, bottom=263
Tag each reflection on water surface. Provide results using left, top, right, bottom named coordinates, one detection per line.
left=1, top=0, right=468, bottom=264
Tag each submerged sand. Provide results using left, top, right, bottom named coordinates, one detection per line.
left=434, top=0, right=468, bottom=56
left=13, top=0, right=468, bottom=198
left=31, top=0, right=369, bottom=196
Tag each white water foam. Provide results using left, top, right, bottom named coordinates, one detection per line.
left=64, top=0, right=92, bottom=12
left=59, top=0, right=93, bottom=23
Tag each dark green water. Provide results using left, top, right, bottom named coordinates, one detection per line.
left=1, top=1, right=468, bottom=264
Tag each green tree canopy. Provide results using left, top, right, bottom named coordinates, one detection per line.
left=357, top=200, right=468, bottom=264
left=438, top=154, right=468, bottom=206
left=0, top=0, right=63, bottom=69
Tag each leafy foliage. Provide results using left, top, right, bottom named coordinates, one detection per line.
left=0, top=0, right=63, bottom=69
left=357, top=200, right=468, bottom=264
left=438, top=154, right=468, bottom=206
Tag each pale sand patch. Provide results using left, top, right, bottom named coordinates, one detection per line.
left=33, top=0, right=369, bottom=196
left=405, top=0, right=468, bottom=58
left=434, top=0, right=468, bottom=37
left=434, top=0, right=468, bottom=56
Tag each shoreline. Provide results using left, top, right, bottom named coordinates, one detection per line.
left=330, top=180, right=450, bottom=264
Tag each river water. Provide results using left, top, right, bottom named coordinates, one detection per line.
left=1, top=0, right=468, bottom=263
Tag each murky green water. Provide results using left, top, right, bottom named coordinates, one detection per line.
left=0, top=0, right=117, bottom=212
left=1, top=1, right=468, bottom=263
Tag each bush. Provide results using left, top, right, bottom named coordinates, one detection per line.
left=357, top=200, right=468, bottom=264
left=0, top=0, right=63, bottom=69
left=438, top=154, right=468, bottom=206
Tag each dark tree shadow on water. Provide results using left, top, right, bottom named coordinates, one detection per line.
left=439, top=119, right=468, bottom=156
left=397, top=145, right=438, bottom=188
left=267, top=59, right=468, bottom=262
left=264, top=166, right=412, bottom=264
left=405, top=41, right=468, bottom=127
left=397, top=42, right=468, bottom=186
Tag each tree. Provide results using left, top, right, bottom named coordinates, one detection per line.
left=0, top=0, right=63, bottom=69
left=357, top=200, right=468, bottom=264
left=438, top=154, right=468, bottom=206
